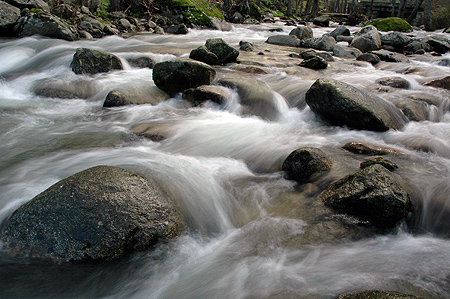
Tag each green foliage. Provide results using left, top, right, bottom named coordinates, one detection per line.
left=431, top=4, right=450, bottom=30
left=367, top=17, right=413, bottom=32
left=155, top=0, right=224, bottom=26
left=95, top=6, right=109, bottom=19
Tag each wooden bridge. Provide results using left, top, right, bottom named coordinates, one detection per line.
left=359, top=1, right=423, bottom=19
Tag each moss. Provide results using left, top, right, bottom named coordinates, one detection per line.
left=155, top=0, right=224, bottom=26
left=367, top=17, right=413, bottom=32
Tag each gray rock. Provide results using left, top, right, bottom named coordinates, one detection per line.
left=376, top=77, right=410, bottom=89
left=289, top=25, right=313, bottom=40
left=51, top=4, right=76, bottom=19
left=301, top=35, right=336, bottom=51
left=380, top=31, right=411, bottom=48
left=405, top=40, right=432, bottom=53
left=316, top=52, right=334, bottom=61
left=239, top=41, right=253, bottom=51
left=426, top=39, right=450, bottom=54
left=305, top=78, right=406, bottom=132
left=342, top=142, right=402, bottom=156
left=189, top=45, right=220, bottom=65
left=33, top=78, right=98, bottom=99
left=0, top=1, right=20, bottom=36
left=104, top=86, right=169, bottom=107
left=320, top=164, right=412, bottom=228
left=165, top=24, right=188, bottom=34
left=360, top=157, right=398, bottom=171
left=17, top=10, right=78, bottom=41
left=350, top=25, right=381, bottom=53
left=371, top=49, right=410, bottom=63
left=266, top=35, right=301, bottom=47
left=390, top=98, right=429, bottom=122
left=182, top=85, right=227, bottom=105
left=218, top=76, right=283, bottom=121
left=339, top=290, right=423, bottom=299
left=5, top=0, right=48, bottom=10
left=128, top=56, right=155, bottom=69
left=333, top=44, right=362, bottom=58
left=282, top=147, right=332, bottom=184
left=0, top=165, right=184, bottom=263
left=326, top=25, right=350, bottom=39
left=118, top=18, right=135, bottom=31
left=425, top=76, right=450, bottom=90
left=152, top=59, right=216, bottom=94
left=299, top=55, right=328, bottom=69
left=313, top=15, right=329, bottom=27
left=336, top=35, right=353, bottom=43
left=356, top=53, right=381, bottom=65
left=71, top=48, right=123, bottom=75
left=205, top=38, right=239, bottom=64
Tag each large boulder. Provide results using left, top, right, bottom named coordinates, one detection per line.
left=320, top=164, right=412, bottom=228
left=313, top=15, right=329, bottom=27
left=266, top=35, right=301, bottom=47
left=189, top=45, right=220, bottom=65
left=152, top=59, right=216, bottom=94
left=333, top=44, right=362, bottom=58
left=350, top=25, right=381, bottom=53
left=0, top=1, right=21, bottom=36
left=366, top=17, right=413, bottom=32
left=380, top=32, right=411, bottom=49
left=282, top=147, right=332, bottom=184
left=0, top=165, right=184, bottom=263
left=5, top=0, right=49, bottom=10
left=426, top=39, right=450, bottom=54
left=425, top=76, right=450, bottom=90
left=301, top=35, right=336, bottom=51
left=289, top=25, right=313, bottom=40
left=71, top=48, right=123, bottom=75
left=305, top=78, right=406, bottom=132
left=205, top=38, right=239, bottom=64
left=218, top=76, right=284, bottom=121
left=326, top=25, right=350, bottom=39
left=17, top=10, right=78, bottom=41
left=103, top=86, right=169, bottom=107
left=376, top=77, right=410, bottom=89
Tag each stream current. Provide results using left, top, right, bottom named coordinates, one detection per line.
left=0, top=23, right=450, bottom=298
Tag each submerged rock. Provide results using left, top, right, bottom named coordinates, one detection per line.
left=376, top=77, right=410, bottom=89
left=320, top=164, right=412, bottom=228
left=182, top=85, right=227, bottom=105
left=342, top=142, right=402, bottom=156
left=0, top=165, right=184, bottom=263
left=152, top=59, right=216, bottom=94
left=305, top=78, right=406, bottom=132
left=350, top=25, right=381, bottom=53
left=103, top=86, right=169, bottom=107
left=282, top=147, right=332, bottom=184
left=339, top=290, right=423, bottom=299
left=425, top=76, right=450, bottom=90
left=360, top=157, right=398, bottom=171
left=71, top=48, right=123, bottom=75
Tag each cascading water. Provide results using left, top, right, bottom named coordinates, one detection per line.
left=1, top=23, right=450, bottom=298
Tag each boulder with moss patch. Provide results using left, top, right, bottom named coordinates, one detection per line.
left=367, top=17, right=413, bottom=33
left=71, top=48, right=123, bottom=75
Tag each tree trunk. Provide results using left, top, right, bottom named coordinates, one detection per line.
left=369, top=0, right=375, bottom=19
left=391, top=0, right=396, bottom=16
left=343, top=0, right=348, bottom=14
left=223, top=0, right=232, bottom=12
left=423, top=0, right=432, bottom=30
left=334, top=0, right=340, bottom=13
left=109, top=0, right=121, bottom=11
left=304, top=0, right=312, bottom=15
left=310, top=0, right=319, bottom=17
left=407, top=0, right=424, bottom=24
left=349, top=0, right=356, bottom=14
left=287, top=0, right=293, bottom=16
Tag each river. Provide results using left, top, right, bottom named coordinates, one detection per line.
left=0, top=23, right=450, bottom=298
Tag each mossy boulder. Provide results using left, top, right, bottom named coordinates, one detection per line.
left=189, top=45, right=220, bottom=65
left=367, top=17, right=413, bottom=33
left=154, top=0, right=224, bottom=27
left=282, top=147, right=332, bottom=184
left=152, top=59, right=216, bottom=94
left=0, top=165, right=184, bottom=263
left=71, top=48, right=123, bottom=75
left=320, top=164, right=412, bottom=228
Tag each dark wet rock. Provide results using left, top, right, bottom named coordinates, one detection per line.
left=313, top=15, right=329, bottom=27
left=127, top=56, right=155, bottom=69
left=390, top=98, right=429, bottom=122
left=305, top=78, right=406, bottom=132
left=320, top=164, right=412, bottom=229
left=239, top=41, right=253, bottom=51
left=0, top=165, right=184, bottom=263
left=316, top=52, right=334, bottom=62
left=189, top=45, right=220, bottom=65
left=50, top=4, right=76, bottom=19
left=339, top=290, right=424, bottom=299
left=404, top=40, right=432, bottom=53
left=425, top=76, right=450, bottom=90
left=426, top=39, right=450, bottom=54
left=326, top=25, right=350, bottom=39
left=153, top=59, right=216, bottom=94
left=350, top=25, right=381, bottom=53
left=371, top=49, right=410, bottom=63
left=376, top=77, right=410, bottom=89
left=6, top=0, right=48, bottom=10
left=301, top=35, right=336, bottom=51
left=182, top=85, right=227, bottom=105
left=380, top=32, right=411, bottom=49
left=103, top=86, right=169, bottom=107
left=342, top=142, right=402, bottom=156
left=282, top=147, right=332, bottom=184
left=336, top=35, right=353, bottom=43
left=130, top=123, right=175, bottom=141
left=438, top=58, right=450, bottom=67
left=165, top=24, right=188, bottom=34
left=299, top=55, right=328, bottom=69
left=0, top=1, right=20, bottom=36
left=218, top=76, right=282, bottom=121
left=333, top=44, right=362, bottom=59
left=299, top=49, right=317, bottom=59
left=205, top=38, right=239, bottom=64
left=289, top=25, right=313, bottom=40
left=356, top=53, right=381, bottom=65
left=360, top=157, right=398, bottom=171
left=266, top=35, right=301, bottom=47
left=17, top=10, right=78, bottom=41
left=33, top=79, right=97, bottom=100
left=71, top=48, right=123, bottom=75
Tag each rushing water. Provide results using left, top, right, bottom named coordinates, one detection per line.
left=1, top=23, right=450, bottom=298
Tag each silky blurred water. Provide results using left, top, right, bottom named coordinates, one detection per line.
left=0, top=24, right=450, bottom=298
